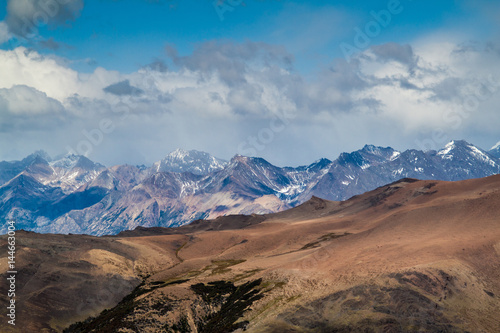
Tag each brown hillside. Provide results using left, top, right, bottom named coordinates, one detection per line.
left=2, top=175, right=500, bottom=332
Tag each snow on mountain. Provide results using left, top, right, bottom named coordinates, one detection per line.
left=436, top=140, right=496, bottom=166
left=0, top=174, right=66, bottom=231
left=437, top=140, right=457, bottom=159
left=30, top=150, right=52, bottom=162
left=279, top=158, right=332, bottom=204
left=50, top=154, right=81, bottom=169
left=0, top=150, right=107, bottom=191
left=489, top=141, right=500, bottom=159
left=1, top=140, right=500, bottom=235
left=0, top=150, right=52, bottom=186
left=152, top=149, right=227, bottom=175
left=436, top=140, right=499, bottom=180
left=26, top=154, right=107, bottom=193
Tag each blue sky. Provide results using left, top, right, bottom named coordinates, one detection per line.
left=0, top=0, right=480, bottom=73
left=1, top=0, right=500, bottom=166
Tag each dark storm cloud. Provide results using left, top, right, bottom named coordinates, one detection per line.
left=325, top=58, right=370, bottom=92
left=371, top=43, right=416, bottom=67
left=398, top=78, right=423, bottom=91
left=5, top=0, right=84, bottom=38
left=39, top=37, right=60, bottom=50
left=453, top=41, right=480, bottom=55
left=103, top=80, right=144, bottom=96
left=166, top=41, right=294, bottom=85
left=144, top=58, right=168, bottom=72
left=429, top=77, right=463, bottom=101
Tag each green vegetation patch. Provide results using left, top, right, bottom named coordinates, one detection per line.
left=191, top=278, right=265, bottom=333
left=63, top=259, right=270, bottom=333
left=150, top=278, right=191, bottom=288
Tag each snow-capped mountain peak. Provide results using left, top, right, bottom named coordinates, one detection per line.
left=153, top=149, right=227, bottom=175
left=389, top=151, right=401, bottom=161
left=2, top=140, right=500, bottom=236
left=467, top=145, right=498, bottom=167
left=30, top=150, right=52, bottom=162
left=169, top=148, right=192, bottom=160
left=50, top=154, right=80, bottom=169
left=358, top=145, right=397, bottom=163
left=437, top=140, right=470, bottom=160
left=438, top=141, right=455, bottom=159
left=306, top=158, right=332, bottom=171
left=435, top=140, right=499, bottom=178
left=361, top=144, right=384, bottom=155
left=437, top=140, right=495, bottom=163
left=49, top=154, right=105, bottom=171
left=489, top=141, right=500, bottom=159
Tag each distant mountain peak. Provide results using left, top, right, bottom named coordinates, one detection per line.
left=230, top=154, right=258, bottom=163
left=361, top=144, right=383, bottom=153
left=23, top=150, right=52, bottom=163
left=228, top=155, right=273, bottom=171
left=440, top=140, right=479, bottom=151
left=154, top=149, right=227, bottom=175
left=50, top=154, right=79, bottom=169
left=337, top=151, right=367, bottom=167
left=437, top=140, right=469, bottom=158
left=437, top=140, right=497, bottom=168
left=169, top=148, right=193, bottom=159
left=230, top=154, right=247, bottom=162
left=490, top=141, right=500, bottom=151
left=357, top=145, right=397, bottom=165
left=30, top=154, right=50, bottom=165
left=308, top=158, right=332, bottom=169
left=360, top=144, right=394, bottom=152
left=489, top=141, right=500, bottom=159
left=337, top=145, right=396, bottom=169
left=33, top=150, right=52, bottom=161
left=50, top=154, right=104, bottom=170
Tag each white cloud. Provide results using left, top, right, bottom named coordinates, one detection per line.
left=1, top=38, right=500, bottom=166
left=0, top=85, right=64, bottom=115
left=0, top=47, right=88, bottom=102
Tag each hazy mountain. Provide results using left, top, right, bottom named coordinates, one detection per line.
left=489, top=141, right=500, bottom=159
left=152, top=149, right=227, bottom=175
left=0, top=174, right=66, bottom=231
left=21, top=153, right=107, bottom=193
left=0, top=150, right=51, bottom=186
left=1, top=140, right=499, bottom=235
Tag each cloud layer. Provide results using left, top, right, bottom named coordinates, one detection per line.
left=1, top=37, right=500, bottom=166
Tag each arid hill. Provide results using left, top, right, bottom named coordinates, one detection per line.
left=2, top=175, right=500, bottom=332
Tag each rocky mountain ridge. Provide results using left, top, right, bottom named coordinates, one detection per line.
left=1, top=140, right=499, bottom=235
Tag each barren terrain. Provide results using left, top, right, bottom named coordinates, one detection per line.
left=2, top=176, right=500, bottom=332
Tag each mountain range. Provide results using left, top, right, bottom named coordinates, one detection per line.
left=1, top=140, right=499, bottom=236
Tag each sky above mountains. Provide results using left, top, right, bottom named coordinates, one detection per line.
left=1, top=0, right=500, bottom=167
